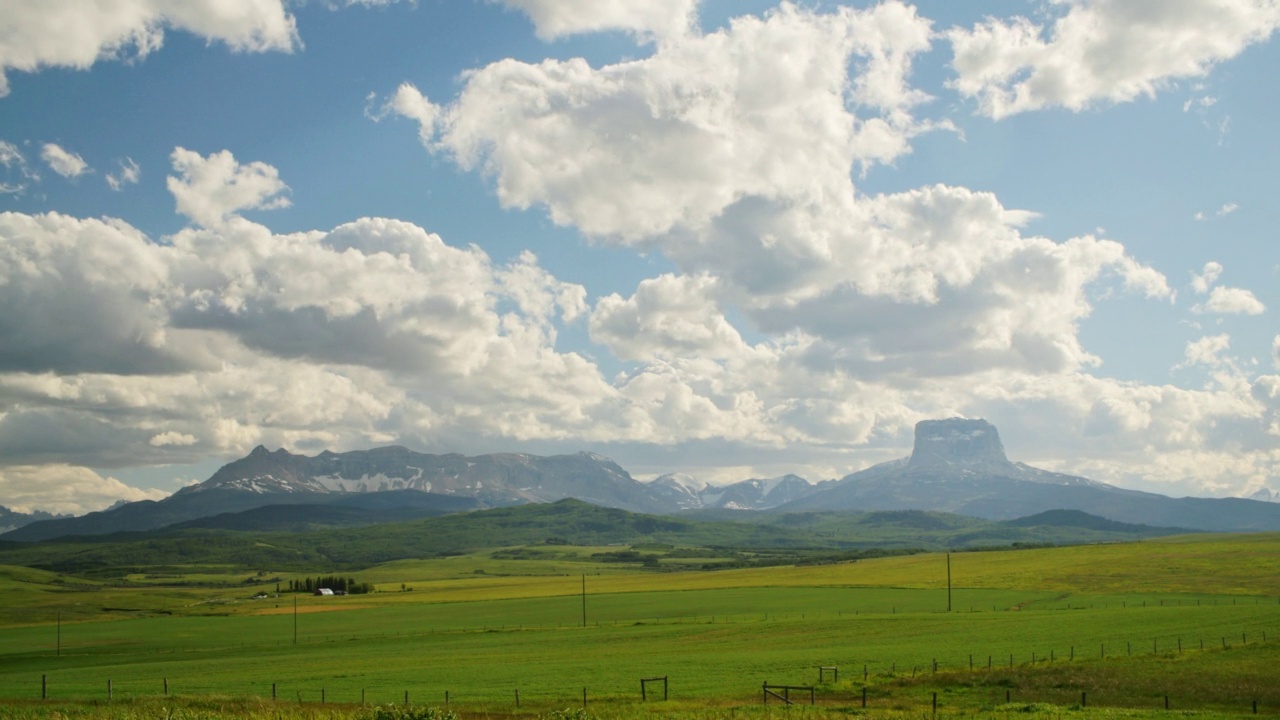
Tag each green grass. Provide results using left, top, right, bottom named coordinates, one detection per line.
left=0, top=533, right=1278, bottom=718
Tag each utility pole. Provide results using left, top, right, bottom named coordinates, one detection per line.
left=947, top=553, right=952, bottom=612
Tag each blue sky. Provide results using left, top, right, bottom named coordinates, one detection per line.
left=0, top=0, right=1277, bottom=514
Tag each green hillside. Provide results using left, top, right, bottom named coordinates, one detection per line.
left=0, top=500, right=1190, bottom=579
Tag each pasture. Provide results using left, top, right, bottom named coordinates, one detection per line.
left=0, top=533, right=1277, bottom=718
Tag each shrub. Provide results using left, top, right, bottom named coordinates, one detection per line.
left=362, top=704, right=459, bottom=720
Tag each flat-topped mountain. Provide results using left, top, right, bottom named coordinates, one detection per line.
left=779, top=418, right=1280, bottom=531
left=908, top=418, right=1009, bottom=469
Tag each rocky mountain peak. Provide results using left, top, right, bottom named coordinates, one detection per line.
left=908, top=417, right=1009, bottom=469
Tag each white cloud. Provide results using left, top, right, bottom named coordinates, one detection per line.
left=106, top=157, right=141, bottom=191
left=1217, top=202, right=1240, bottom=216
left=948, top=0, right=1280, bottom=118
left=0, top=210, right=190, bottom=376
left=1196, top=285, right=1267, bottom=315
left=380, top=84, right=440, bottom=143
left=401, top=1, right=936, bottom=241
left=1191, top=261, right=1224, bottom=293
left=1189, top=262, right=1266, bottom=314
left=149, top=431, right=197, bottom=447
left=497, top=0, right=698, bottom=42
left=1183, top=95, right=1218, bottom=112
left=0, top=0, right=299, bottom=97
left=590, top=274, right=746, bottom=361
left=40, top=143, right=90, bottom=178
left=0, top=140, right=38, bottom=194
left=167, top=147, right=290, bottom=227
left=0, top=465, right=169, bottom=515
left=1182, top=333, right=1232, bottom=368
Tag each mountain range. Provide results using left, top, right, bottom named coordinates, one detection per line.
left=4, top=417, right=1279, bottom=542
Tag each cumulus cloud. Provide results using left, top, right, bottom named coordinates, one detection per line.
left=590, top=274, right=746, bottom=361
left=167, top=148, right=290, bottom=227
left=0, top=0, right=298, bottom=97
left=0, top=211, right=193, bottom=375
left=1191, top=261, right=1224, bottom=293
left=149, top=431, right=197, bottom=447
left=948, top=0, right=1280, bottom=118
left=40, top=143, right=90, bottom=178
left=106, top=157, right=141, bottom=191
left=1182, top=334, right=1233, bottom=368
left=1196, top=286, right=1267, bottom=315
left=400, top=1, right=936, bottom=241
left=376, top=84, right=440, bottom=143
left=1189, top=261, right=1266, bottom=315
left=496, top=0, right=699, bottom=41
left=391, top=2, right=1169, bottom=383
left=0, top=465, right=169, bottom=515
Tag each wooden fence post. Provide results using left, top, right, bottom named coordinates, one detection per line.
left=108, top=679, right=112, bottom=701
left=1082, top=691, right=1086, bottom=707
left=582, top=687, right=587, bottom=709
left=862, top=686, right=867, bottom=708
left=41, top=674, right=46, bottom=700
left=164, top=678, right=168, bottom=696
left=932, top=691, right=937, bottom=716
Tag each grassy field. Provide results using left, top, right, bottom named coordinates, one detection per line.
left=0, top=533, right=1277, bottom=717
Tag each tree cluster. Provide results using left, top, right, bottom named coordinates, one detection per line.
left=288, top=575, right=374, bottom=594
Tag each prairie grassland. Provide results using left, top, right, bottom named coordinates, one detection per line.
left=0, top=533, right=1277, bottom=717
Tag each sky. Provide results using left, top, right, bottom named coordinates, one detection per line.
left=0, top=0, right=1277, bottom=515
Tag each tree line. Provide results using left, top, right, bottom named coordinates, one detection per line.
left=287, top=576, right=374, bottom=594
